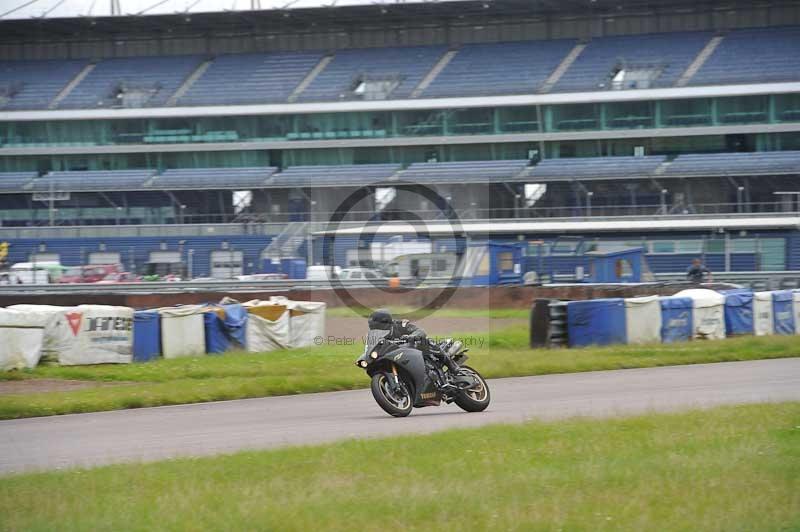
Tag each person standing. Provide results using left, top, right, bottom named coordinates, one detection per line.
left=686, top=258, right=711, bottom=283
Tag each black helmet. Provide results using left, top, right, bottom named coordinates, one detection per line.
left=368, top=309, right=393, bottom=330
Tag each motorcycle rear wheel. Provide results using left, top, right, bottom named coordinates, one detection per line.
left=453, top=366, right=490, bottom=413
left=371, top=372, right=413, bottom=417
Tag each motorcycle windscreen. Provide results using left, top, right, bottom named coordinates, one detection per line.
left=364, top=328, right=391, bottom=354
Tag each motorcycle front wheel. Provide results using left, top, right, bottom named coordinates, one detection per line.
left=370, top=372, right=413, bottom=417
left=453, top=366, right=491, bottom=412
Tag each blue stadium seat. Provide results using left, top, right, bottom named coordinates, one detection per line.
left=271, top=164, right=401, bottom=187
left=0, top=171, right=37, bottom=192
left=58, top=56, right=203, bottom=109
left=690, top=27, right=800, bottom=86
left=422, top=40, right=575, bottom=98
left=31, top=170, right=156, bottom=192
left=553, top=31, right=712, bottom=92
left=297, top=45, right=446, bottom=102
left=663, top=151, right=800, bottom=177
left=400, top=160, right=530, bottom=184
left=529, top=156, right=667, bottom=181
left=149, top=167, right=278, bottom=189
left=179, top=51, right=323, bottom=106
left=0, top=59, right=86, bottom=110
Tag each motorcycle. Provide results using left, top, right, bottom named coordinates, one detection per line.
left=355, top=329, right=491, bottom=417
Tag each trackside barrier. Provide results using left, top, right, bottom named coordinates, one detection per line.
left=545, top=288, right=800, bottom=349
left=529, top=299, right=567, bottom=348
left=0, top=297, right=326, bottom=367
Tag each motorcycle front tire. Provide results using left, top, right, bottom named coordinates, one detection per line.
left=453, top=366, right=491, bottom=413
left=370, top=372, right=414, bottom=417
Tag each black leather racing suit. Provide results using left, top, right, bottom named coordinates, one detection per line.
left=387, top=319, right=458, bottom=377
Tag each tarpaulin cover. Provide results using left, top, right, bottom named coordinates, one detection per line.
left=567, top=298, right=626, bottom=347
left=203, top=304, right=247, bottom=354
left=158, top=305, right=206, bottom=358
left=659, top=297, right=693, bottom=343
left=0, top=309, right=48, bottom=370
left=674, top=289, right=725, bottom=340
left=133, top=310, right=161, bottom=362
left=772, top=290, right=795, bottom=336
left=265, top=296, right=326, bottom=348
left=624, top=295, right=661, bottom=344
left=243, top=300, right=289, bottom=352
left=793, top=291, right=800, bottom=334
left=8, top=304, right=75, bottom=364
left=720, top=289, right=754, bottom=336
left=753, top=291, right=774, bottom=336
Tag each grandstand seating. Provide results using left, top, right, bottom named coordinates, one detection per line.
left=296, top=45, right=446, bottom=102
left=271, top=164, right=401, bottom=186
left=528, top=156, right=667, bottom=181
left=663, top=151, right=800, bottom=177
left=149, top=167, right=278, bottom=189
left=58, top=56, right=202, bottom=109
left=552, top=31, right=712, bottom=92
left=179, top=52, right=323, bottom=106
left=691, top=27, right=800, bottom=86
left=0, top=59, right=86, bottom=110
left=400, top=160, right=529, bottom=183
left=422, top=39, right=576, bottom=98
left=0, top=171, right=36, bottom=191
left=31, top=170, right=156, bottom=192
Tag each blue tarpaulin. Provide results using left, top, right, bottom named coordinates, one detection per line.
left=659, top=297, right=693, bottom=343
left=567, top=298, right=626, bottom=347
left=204, top=304, right=248, bottom=353
left=772, top=290, right=795, bottom=335
left=133, top=310, right=161, bottom=362
left=721, top=289, right=754, bottom=336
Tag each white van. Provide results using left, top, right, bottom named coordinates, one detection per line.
left=9, top=261, right=64, bottom=284
left=306, top=265, right=340, bottom=281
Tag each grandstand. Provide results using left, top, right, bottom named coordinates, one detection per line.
left=0, top=0, right=798, bottom=278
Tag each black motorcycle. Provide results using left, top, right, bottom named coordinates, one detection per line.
left=355, top=329, right=491, bottom=417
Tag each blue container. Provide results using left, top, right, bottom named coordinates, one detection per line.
left=204, top=304, right=248, bottom=354
left=720, top=289, right=754, bottom=336
left=660, top=297, right=694, bottom=343
left=281, top=258, right=307, bottom=279
left=567, top=298, right=626, bottom=347
left=133, top=310, right=161, bottom=362
left=772, top=290, right=795, bottom=335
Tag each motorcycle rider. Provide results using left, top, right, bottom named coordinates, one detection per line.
left=367, top=309, right=459, bottom=382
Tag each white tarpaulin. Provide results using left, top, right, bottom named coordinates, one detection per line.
left=10, top=304, right=133, bottom=366
left=0, top=309, right=49, bottom=370
left=674, top=289, right=726, bottom=340
left=8, top=304, right=75, bottom=364
left=243, top=300, right=289, bottom=352
left=753, top=291, right=774, bottom=336
left=624, top=295, right=662, bottom=344
left=158, top=305, right=206, bottom=359
left=267, top=296, right=327, bottom=349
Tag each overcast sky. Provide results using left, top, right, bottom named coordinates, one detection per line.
left=0, top=0, right=449, bottom=19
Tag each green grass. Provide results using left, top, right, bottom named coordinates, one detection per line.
left=1, top=325, right=799, bottom=420
left=2, top=402, right=799, bottom=531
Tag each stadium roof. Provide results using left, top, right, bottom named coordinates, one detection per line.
left=0, top=0, right=756, bottom=41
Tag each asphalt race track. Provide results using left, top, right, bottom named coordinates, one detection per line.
left=1, top=358, right=798, bottom=475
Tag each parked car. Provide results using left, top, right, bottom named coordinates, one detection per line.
left=306, top=265, right=341, bottom=281
left=94, top=272, right=140, bottom=284
left=338, top=267, right=384, bottom=281
left=59, top=264, right=121, bottom=284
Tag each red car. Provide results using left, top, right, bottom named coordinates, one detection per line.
left=59, top=264, right=122, bottom=284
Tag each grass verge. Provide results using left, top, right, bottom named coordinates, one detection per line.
left=325, top=305, right=530, bottom=319
left=1, top=402, right=799, bottom=531
left=0, top=327, right=799, bottom=420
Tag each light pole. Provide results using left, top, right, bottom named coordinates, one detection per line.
left=737, top=186, right=744, bottom=213
left=660, top=189, right=668, bottom=215
left=773, top=191, right=800, bottom=214
left=586, top=191, right=593, bottom=217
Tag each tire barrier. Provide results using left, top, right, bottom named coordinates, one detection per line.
left=0, top=296, right=325, bottom=369
left=533, top=288, right=800, bottom=349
